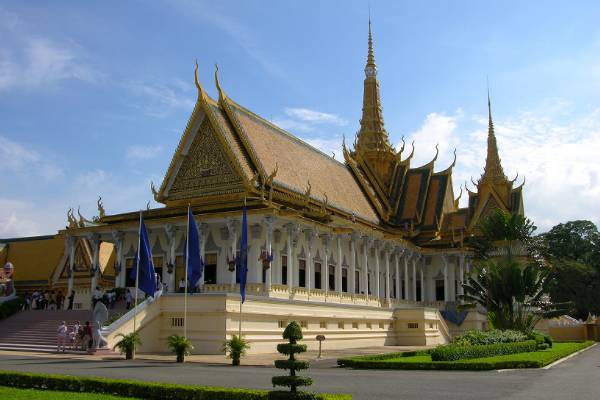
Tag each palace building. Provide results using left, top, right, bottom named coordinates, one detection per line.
left=1, top=23, right=525, bottom=353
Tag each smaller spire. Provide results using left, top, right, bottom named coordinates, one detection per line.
left=482, top=89, right=507, bottom=182
left=367, top=18, right=376, bottom=67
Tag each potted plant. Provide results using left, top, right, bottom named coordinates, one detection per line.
left=113, top=332, right=141, bottom=360
left=167, top=334, right=194, bottom=363
left=223, top=334, right=250, bottom=366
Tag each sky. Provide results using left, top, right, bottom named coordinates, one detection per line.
left=1, top=0, right=600, bottom=238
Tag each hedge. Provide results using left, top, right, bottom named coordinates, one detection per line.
left=0, top=371, right=350, bottom=400
left=452, top=329, right=527, bottom=346
left=0, top=297, right=23, bottom=320
left=430, top=340, right=537, bottom=361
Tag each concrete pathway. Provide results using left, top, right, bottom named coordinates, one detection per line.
left=0, top=345, right=598, bottom=400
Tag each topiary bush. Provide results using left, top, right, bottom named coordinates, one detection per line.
left=452, top=329, right=527, bottom=346
left=527, top=330, right=553, bottom=349
left=430, top=340, right=537, bottom=361
left=270, top=321, right=315, bottom=400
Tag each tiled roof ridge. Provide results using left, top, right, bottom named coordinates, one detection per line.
left=227, top=99, right=350, bottom=170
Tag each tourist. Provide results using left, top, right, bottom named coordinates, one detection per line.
left=56, top=291, right=64, bottom=310
left=92, top=286, right=102, bottom=308
left=178, top=278, right=185, bottom=293
left=67, top=290, right=75, bottom=310
left=57, top=321, right=68, bottom=353
left=23, top=291, right=31, bottom=310
left=32, top=290, right=39, bottom=309
left=82, top=321, right=93, bottom=350
left=48, top=291, right=57, bottom=310
left=70, top=320, right=81, bottom=350
left=42, top=290, right=49, bottom=309
left=125, top=289, right=132, bottom=309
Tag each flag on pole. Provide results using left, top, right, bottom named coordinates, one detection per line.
left=237, top=206, right=248, bottom=303
left=186, top=206, right=204, bottom=290
left=130, top=213, right=157, bottom=297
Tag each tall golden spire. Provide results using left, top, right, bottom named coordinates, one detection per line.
left=356, top=18, right=392, bottom=157
left=481, top=90, right=507, bottom=182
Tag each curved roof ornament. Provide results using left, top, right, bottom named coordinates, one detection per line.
left=396, top=136, right=406, bottom=157
left=465, top=180, right=476, bottom=195
left=454, top=184, right=463, bottom=208
left=194, top=60, right=205, bottom=98
left=509, top=172, right=519, bottom=184
left=471, top=176, right=479, bottom=188
left=437, top=148, right=457, bottom=175
left=403, top=140, right=415, bottom=163
left=432, top=144, right=439, bottom=163
left=515, top=175, right=526, bottom=190
left=214, top=63, right=227, bottom=102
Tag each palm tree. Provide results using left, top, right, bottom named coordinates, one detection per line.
left=222, top=335, right=250, bottom=366
left=460, top=258, right=564, bottom=332
left=167, top=335, right=194, bottom=363
left=113, top=332, right=142, bottom=360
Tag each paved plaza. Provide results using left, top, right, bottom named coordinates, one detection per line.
left=0, top=345, right=598, bottom=400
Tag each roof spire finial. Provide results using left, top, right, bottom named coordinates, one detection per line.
left=481, top=81, right=507, bottom=182
left=367, top=13, right=376, bottom=69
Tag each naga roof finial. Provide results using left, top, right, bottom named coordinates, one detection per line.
left=194, top=59, right=205, bottom=99
left=214, top=63, right=227, bottom=102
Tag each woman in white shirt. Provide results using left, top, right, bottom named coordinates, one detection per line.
left=57, top=321, right=68, bottom=353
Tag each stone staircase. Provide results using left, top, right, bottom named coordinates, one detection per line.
left=0, top=309, right=92, bottom=353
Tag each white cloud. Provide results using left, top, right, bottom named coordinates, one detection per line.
left=0, top=9, right=97, bottom=91
left=126, top=145, right=163, bottom=161
left=300, top=136, right=343, bottom=161
left=0, top=134, right=63, bottom=180
left=127, top=82, right=195, bottom=118
left=0, top=198, right=43, bottom=237
left=404, top=100, right=600, bottom=232
left=284, top=108, right=347, bottom=126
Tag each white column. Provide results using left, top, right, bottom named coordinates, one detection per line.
left=336, top=235, right=343, bottom=293
left=66, top=236, right=76, bottom=303
left=165, top=224, right=177, bottom=292
left=374, top=240, right=381, bottom=298
left=420, top=261, right=425, bottom=302
left=394, top=248, right=402, bottom=299
left=321, top=233, right=331, bottom=295
left=286, top=229, right=293, bottom=291
left=264, top=217, right=274, bottom=292
left=412, top=255, right=418, bottom=301
left=403, top=252, right=410, bottom=300
left=199, top=223, right=209, bottom=287
left=226, top=219, right=238, bottom=288
left=362, top=236, right=371, bottom=296
left=442, top=254, right=449, bottom=302
left=384, top=244, right=390, bottom=304
left=249, top=224, right=262, bottom=284
left=458, top=254, right=465, bottom=298
left=304, top=229, right=316, bottom=293
left=88, top=233, right=100, bottom=296
left=350, top=233, right=358, bottom=294
left=111, top=231, right=125, bottom=288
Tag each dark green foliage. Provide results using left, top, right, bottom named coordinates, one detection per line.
left=527, top=331, right=552, bottom=349
left=537, top=220, right=600, bottom=319
left=430, top=340, right=537, bottom=361
left=283, top=321, right=303, bottom=342
left=113, top=332, right=142, bottom=360
left=268, top=391, right=317, bottom=400
left=167, top=335, right=194, bottom=363
left=537, top=343, right=549, bottom=350
left=277, top=343, right=307, bottom=355
left=0, top=371, right=349, bottom=400
left=452, top=329, right=527, bottom=346
left=274, top=360, right=310, bottom=370
left=272, top=321, right=312, bottom=398
left=223, top=335, right=250, bottom=366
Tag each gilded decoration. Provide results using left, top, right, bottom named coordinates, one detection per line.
left=169, top=119, right=244, bottom=200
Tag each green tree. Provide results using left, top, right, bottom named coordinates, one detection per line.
left=547, top=259, right=600, bottom=320
left=271, top=321, right=313, bottom=399
left=461, top=258, right=564, bottom=332
left=541, top=220, right=600, bottom=267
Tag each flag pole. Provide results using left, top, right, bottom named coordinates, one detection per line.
left=184, top=205, right=190, bottom=339
left=133, top=211, right=141, bottom=334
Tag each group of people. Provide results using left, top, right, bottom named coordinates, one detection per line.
left=56, top=320, right=94, bottom=353
left=23, top=290, right=76, bottom=310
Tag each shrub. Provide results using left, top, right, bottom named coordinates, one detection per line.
left=113, top=331, right=142, bottom=360
left=0, top=297, right=23, bottom=320
left=167, top=335, right=194, bottom=363
left=0, top=370, right=350, bottom=400
left=271, top=321, right=313, bottom=399
left=452, top=329, right=527, bottom=346
left=430, top=340, right=537, bottom=361
left=223, top=335, right=250, bottom=366
left=527, top=330, right=553, bottom=349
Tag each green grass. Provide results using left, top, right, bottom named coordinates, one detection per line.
left=338, top=341, right=594, bottom=370
left=0, top=386, right=131, bottom=399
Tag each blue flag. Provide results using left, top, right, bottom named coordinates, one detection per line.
left=237, top=206, right=248, bottom=303
left=130, top=212, right=157, bottom=297
left=186, top=206, right=204, bottom=289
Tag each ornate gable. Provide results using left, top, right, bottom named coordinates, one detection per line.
left=168, top=118, right=245, bottom=201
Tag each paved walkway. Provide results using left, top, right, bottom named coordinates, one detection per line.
left=0, top=345, right=598, bottom=400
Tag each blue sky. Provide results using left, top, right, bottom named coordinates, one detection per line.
left=1, top=0, right=600, bottom=237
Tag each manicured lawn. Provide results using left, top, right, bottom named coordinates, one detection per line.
left=0, top=386, right=131, bottom=399
left=338, top=341, right=594, bottom=370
